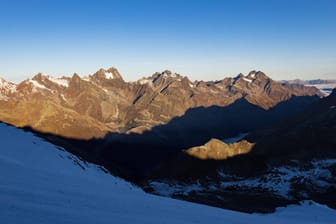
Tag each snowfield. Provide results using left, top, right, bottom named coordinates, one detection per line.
left=0, top=123, right=336, bottom=223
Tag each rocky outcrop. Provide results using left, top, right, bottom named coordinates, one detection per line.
left=186, top=139, right=254, bottom=160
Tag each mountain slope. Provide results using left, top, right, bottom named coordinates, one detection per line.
left=1, top=122, right=336, bottom=223
left=248, top=88, right=336, bottom=160
left=47, top=95, right=319, bottom=183
left=144, top=90, right=336, bottom=212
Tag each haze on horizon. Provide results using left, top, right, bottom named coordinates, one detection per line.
left=0, top=0, right=335, bottom=82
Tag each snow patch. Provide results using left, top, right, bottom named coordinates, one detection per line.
left=139, top=78, right=153, bottom=85
left=104, top=72, right=114, bottom=79
left=243, top=77, right=253, bottom=83
left=82, top=76, right=91, bottom=82
left=29, top=80, right=51, bottom=92
left=48, top=77, right=69, bottom=87
left=60, top=94, right=67, bottom=102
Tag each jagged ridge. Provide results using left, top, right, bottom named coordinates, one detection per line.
left=0, top=68, right=322, bottom=139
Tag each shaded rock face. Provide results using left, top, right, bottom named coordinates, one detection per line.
left=247, top=87, right=336, bottom=161
left=142, top=90, right=336, bottom=213
left=51, top=95, right=319, bottom=183
left=0, top=68, right=322, bottom=139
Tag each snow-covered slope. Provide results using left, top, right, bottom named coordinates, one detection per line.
left=0, top=123, right=335, bottom=224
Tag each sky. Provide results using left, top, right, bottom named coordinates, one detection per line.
left=0, top=0, right=335, bottom=82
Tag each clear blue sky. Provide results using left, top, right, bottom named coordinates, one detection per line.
left=1, top=0, right=335, bottom=82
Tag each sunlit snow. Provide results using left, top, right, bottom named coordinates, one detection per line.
left=48, top=77, right=69, bottom=87
left=28, top=79, right=51, bottom=92
left=243, top=77, right=253, bottom=83
left=104, top=72, right=114, bottom=79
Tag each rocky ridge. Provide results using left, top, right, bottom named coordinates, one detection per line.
left=0, top=68, right=322, bottom=139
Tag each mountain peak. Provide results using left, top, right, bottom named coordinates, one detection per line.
left=236, top=71, right=271, bottom=83
left=233, top=72, right=256, bottom=84
left=255, top=71, right=268, bottom=78
left=32, top=72, right=47, bottom=79
left=247, top=70, right=257, bottom=79
left=162, top=70, right=173, bottom=75
left=148, top=70, right=186, bottom=85
left=235, top=73, right=245, bottom=79
left=71, top=73, right=81, bottom=80
left=92, top=67, right=124, bottom=81
left=161, top=70, right=182, bottom=79
left=245, top=71, right=268, bottom=80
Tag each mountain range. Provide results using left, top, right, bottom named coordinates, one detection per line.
left=0, top=68, right=321, bottom=139
left=0, top=67, right=335, bottom=213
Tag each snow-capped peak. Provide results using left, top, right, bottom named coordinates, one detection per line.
left=32, top=73, right=69, bottom=88
left=248, top=71, right=257, bottom=79
left=92, top=67, right=124, bottom=81
left=159, top=71, right=183, bottom=81
left=162, top=70, right=179, bottom=78
left=243, top=71, right=259, bottom=82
